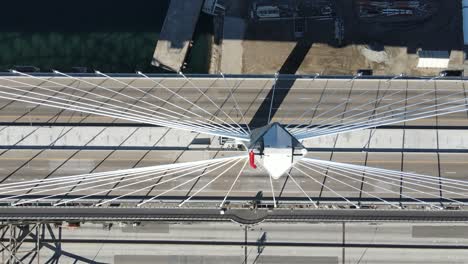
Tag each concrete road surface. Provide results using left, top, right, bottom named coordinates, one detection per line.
left=0, top=75, right=467, bottom=208
left=6, top=221, right=468, bottom=263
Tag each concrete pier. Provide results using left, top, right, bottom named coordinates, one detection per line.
left=152, top=0, right=204, bottom=72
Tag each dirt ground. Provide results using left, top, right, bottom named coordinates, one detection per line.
left=242, top=42, right=465, bottom=76
left=221, top=0, right=466, bottom=76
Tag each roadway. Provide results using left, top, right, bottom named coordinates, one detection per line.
left=0, top=76, right=466, bottom=126
left=0, top=75, right=467, bottom=209
left=6, top=220, right=468, bottom=263
left=0, top=149, right=468, bottom=206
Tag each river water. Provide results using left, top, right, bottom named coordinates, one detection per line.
left=0, top=0, right=212, bottom=73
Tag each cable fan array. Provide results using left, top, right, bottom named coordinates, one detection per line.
left=286, top=79, right=468, bottom=140
left=0, top=70, right=250, bottom=140
left=0, top=156, right=247, bottom=207
left=293, top=158, right=468, bottom=209
left=0, top=72, right=467, bottom=208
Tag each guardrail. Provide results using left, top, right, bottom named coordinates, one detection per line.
left=0, top=72, right=466, bottom=81
left=2, top=207, right=468, bottom=224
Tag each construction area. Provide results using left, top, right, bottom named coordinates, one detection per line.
left=211, top=0, right=466, bottom=75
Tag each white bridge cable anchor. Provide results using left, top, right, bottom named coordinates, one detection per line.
left=268, top=72, right=279, bottom=125
left=256, top=162, right=279, bottom=208
left=294, top=86, right=468, bottom=139
left=305, top=159, right=468, bottom=202
left=0, top=88, right=246, bottom=141
left=294, top=162, right=401, bottom=209
left=300, top=159, right=451, bottom=209
left=0, top=81, right=214, bottom=133
left=178, top=157, right=246, bottom=207
left=292, top=83, right=463, bottom=136
left=0, top=76, right=232, bottom=137
left=57, top=156, right=246, bottom=207
left=0, top=163, right=168, bottom=190
left=297, top=90, right=468, bottom=136
left=299, top=161, right=439, bottom=209
left=5, top=72, right=468, bottom=210
left=0, top=89, right=226, bottom=137
left=7, top=71, right=246, bottom=139
left=178, top=71, right=250, bottom=136
left=11, top=158, right=234, bottom=206
left=219, top=159, right=249, bottom=208
left=54, top=71, right=239, bottom=137
left=305, top=161, right=454, bottom=208
left=293, top=163, right=360, bottom=208
left=286, top=171, right=318, bottom=208
left=137, top=156, right=247, bottom=207
left=60, top=70, right=245, bottom=137
left=297, top=101, right=468, bottom=140
left=287, top=85, right=381, bottom=133
left=137, top=71, right=249, bottom=138
left=0, top=166, right=172, bottom=196
left=288, top=88, right=400, bottom=134
left=220, top=72, right=251, bottom=134
left=94, top=71, right=245, bottom=137
left=310, top=158, right=468, bottom=191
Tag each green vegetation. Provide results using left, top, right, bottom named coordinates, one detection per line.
left=0, top=32, right=162, bottom=73
left=0, top=30, right=212, bottom=73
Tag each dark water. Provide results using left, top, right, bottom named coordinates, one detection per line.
left=185, top=14, right=214, bottom=73
left=0, top=1, right=170, bottom=32
left=0, top=1, right=212, bottom=73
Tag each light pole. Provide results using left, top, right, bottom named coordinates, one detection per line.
left=428, top=72, right=447, bottom=81
left=349, top=72, right=363, bottom=82
left=387, top=73, right=405, bottom=82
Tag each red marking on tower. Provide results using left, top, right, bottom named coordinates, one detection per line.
left=249, top=151, right=257, bottom=169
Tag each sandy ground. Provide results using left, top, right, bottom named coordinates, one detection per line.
left=218, top=0, right=465, bottom=76
left=241, top=42, right=466, bottom=76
